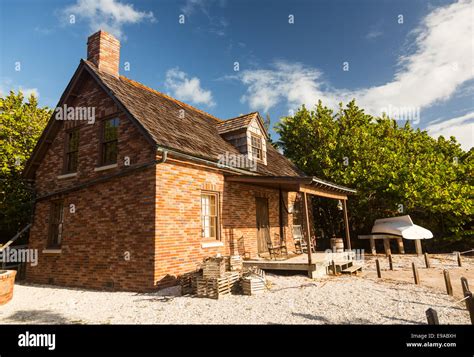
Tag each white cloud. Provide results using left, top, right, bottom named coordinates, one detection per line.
left=236, top=0, right=473, bottom=120
left=180, top=0, right=228, bottom=37
left=181, top=0, right=207, bottom=16
left=63, top=0, right=155, bottom=39
left=165, top=68, right=215, bottom=107
left=426, top=111, right=474, bottom=151
left=365, top=29, right=383, bottom=40
left=239, top=61, right=339, bottom=112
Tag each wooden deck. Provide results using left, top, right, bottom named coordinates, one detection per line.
left=243, top=252, right=354, bottom=277
left=243, top=252, right=360, bottom=278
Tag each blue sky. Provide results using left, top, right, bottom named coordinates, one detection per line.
left=0, top=0, right=473, bottom=150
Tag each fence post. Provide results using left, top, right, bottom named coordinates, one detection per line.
left=461, top=277, right=469, bottom=295
left=388, top=254, right=393, bottom=271
left=331, top=260, right=337, bottom=276
left=376, top=259, right=381, bottom=278
left=424, top=253, right=431, bottom=268
left=465, top=291, right=474, bottom=325
left=457, top=252, right=462, bottom=267
left=443, top=269, right=453, bottom=296
left=412, top=262, right=420, bottom=285
left=426, top=308, right=439, bottom=325
left=461, top=277, right=470, bottom=309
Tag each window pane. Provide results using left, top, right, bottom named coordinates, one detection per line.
left=209, top=195, right=216, bottom=215
left=202, top=195, right=209, bottom=215
left=67, top=152, right=78, bottom=172
left=210, top=217, right=216, bottom=238
left=104, top=118, right=119, bottom=141
left=49, top=201, right=64, bottom=248
left=68, top=130, right=79, bottom=152
left=251, top=135, right=262, bottom=159
left=103, top=141, right=117, bottom=164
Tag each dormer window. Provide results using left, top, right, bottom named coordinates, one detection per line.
left=217, top=112, right=268, bottom=166
left=251, top=134, right=263, bottom=161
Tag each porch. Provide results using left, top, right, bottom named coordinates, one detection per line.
left=226, top=173, right=357, bottom=278
left=242, top=251, right=359, bottom=278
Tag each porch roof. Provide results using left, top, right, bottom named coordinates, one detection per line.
left=225, top=175, right=356, bottom=200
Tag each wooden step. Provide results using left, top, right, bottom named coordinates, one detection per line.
left=333, top=260, right=353, bottom=270
left=341, top=264, right=363, bottom=275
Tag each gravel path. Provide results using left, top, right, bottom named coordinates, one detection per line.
left=0, top=273, right=470, bottom=324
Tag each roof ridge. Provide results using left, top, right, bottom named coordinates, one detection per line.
left=223, top=111, right=258, bottom=122
left=119, top=75, right=223, bottom=123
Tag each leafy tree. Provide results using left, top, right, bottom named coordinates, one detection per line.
left=0, top=91, right=51, bottom=241
left=276, top=100, right=473, bottom=252
left=263, top=113, right=274, bottom=145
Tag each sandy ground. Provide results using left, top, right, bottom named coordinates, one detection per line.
left=0, top=253, right=471, bottom=325
left=362, top=253, right=473, bottom=299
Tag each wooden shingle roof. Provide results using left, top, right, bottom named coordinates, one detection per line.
left=217, top=112, right=257, bottom=134
left=84, top=60, right=303, bottom=177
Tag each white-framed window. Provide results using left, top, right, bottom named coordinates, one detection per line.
left=201, top=192, right=219, bottom=240
left=251, top=134, right=263, bottom=160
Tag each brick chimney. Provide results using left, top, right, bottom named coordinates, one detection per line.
left=87, top=30, right=120, bottom=78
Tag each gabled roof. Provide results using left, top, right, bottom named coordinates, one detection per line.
left=85, top=61, right=304, bottom=176
left=24, top=60, right=304, bottom=178
left=217, top=112, right=270, bottom=140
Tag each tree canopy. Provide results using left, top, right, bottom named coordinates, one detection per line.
left=276, top=100, right=473, bottom=251
left=0, top=91, right=51, bottom=240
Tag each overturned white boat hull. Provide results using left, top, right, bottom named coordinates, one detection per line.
left=371, top=215, right=433, bottom=240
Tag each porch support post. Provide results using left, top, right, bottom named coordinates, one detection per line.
left=303, top=191, right=313, bottom=265
left=342, top=199, right=352, bottom=251
left=279, top=187, right=284, bottom=242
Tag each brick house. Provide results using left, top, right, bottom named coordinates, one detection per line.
left=23, top=30, right=355, bottom=291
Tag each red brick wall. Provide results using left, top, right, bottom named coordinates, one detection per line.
left=27, top=171, right=155, bottom=291
left=152, top=158, right=299, bottom=288
left=26, top=71, right=157, bottom=291
left=34, top=74, right=154, bottom=196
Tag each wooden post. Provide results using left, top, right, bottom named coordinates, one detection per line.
left=388, top=254, right=393, bottom=271
left=443, top=269, right=453, bottom=296
left=412, top=262, right=420, bottom=284
left=461, top=277, right=470, bottom=309
left=461, top=277, right=470, bottom=295
left=342, top=199, right=351, bottom=251
left=331, top=260, right=337, bottom=276
left=302, top=192, right=312, bottom=266
left=370, top=238, right=376, bottom=255
left=278, top=188, right=284, bottom=242
left=397, top=238, right=405, bottom=254
left=426, top=308, right=439, bottom=325
left=415, top=240, right=422, bottom=256
left=424, top=253, right=431, bottom=268
left=457, top=252, right=462, bottom=267
left=465, top=291, right=474, bottom=325
left=383, top=239, right=391, bottom=256
left=376, top=259, right=382, bottom=278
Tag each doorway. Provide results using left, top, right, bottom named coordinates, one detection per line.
left=256, top=197, right=270, bottom=254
